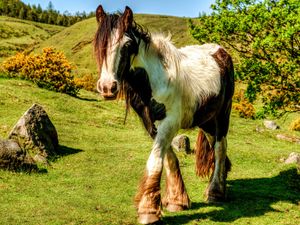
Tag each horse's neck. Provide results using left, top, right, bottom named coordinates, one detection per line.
left=131, top=36, right=181, bottom=101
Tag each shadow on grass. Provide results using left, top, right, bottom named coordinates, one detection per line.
left=75, top=95, right=99, bottom=102
left=52, top=145, right=83, bottom=160
left=163, top=168, right=300, bottom=224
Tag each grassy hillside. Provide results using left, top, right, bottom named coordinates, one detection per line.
left=0, top=16, right=64, bottom=62
left=36, top=14, right=198, bottom=76
left=0, top=78, right=299, bottom=225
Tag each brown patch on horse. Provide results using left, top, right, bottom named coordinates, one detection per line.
left=212, top=47, right=233, bottom=77
left=163, top=151, right=191, bottom=211
left=135, top=171, right=162, bottom=216
left=195, top=129, right=215, bottom=177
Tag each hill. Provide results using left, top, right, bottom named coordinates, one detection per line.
left=0, top=16, right=64, bottom=62
left=36, top=14, right=199, bottom=76
left=0, top=78, right=299, bottom=224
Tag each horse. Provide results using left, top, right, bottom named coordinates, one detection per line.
left=93, top=5, right=235, bottom=224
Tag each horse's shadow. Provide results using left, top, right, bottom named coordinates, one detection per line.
left=163, top=168, right=300, bottom=224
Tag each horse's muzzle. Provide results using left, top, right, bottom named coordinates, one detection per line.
left=97, top=80, right=119, bottom=100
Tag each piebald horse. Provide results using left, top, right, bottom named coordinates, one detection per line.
left=94, top=5, right=234, bottom=224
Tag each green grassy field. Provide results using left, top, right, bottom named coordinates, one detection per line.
left=0, top=78, right=299, bottom=225
left=0, top=16, right=64, bottom=63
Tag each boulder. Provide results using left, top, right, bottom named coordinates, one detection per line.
left=171, top=134, right=191, bottom=154
left=263, top=120, right=279, bottom=130
left=8, top=104, right=58, bottom=160
left=284, top=152, right=300, bottom=165
left=0, top=139, right=37, bottom=171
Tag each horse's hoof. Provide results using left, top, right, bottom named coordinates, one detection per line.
left=207, top=195, right=225, bottom=204
left=138, top=213, right=160, bottom=224
left=165, top=203, right=185, bottom=212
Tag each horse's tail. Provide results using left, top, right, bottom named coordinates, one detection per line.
left=195, top=130, right=231, bottom=177
left=195, top=129, right=214, bottom=177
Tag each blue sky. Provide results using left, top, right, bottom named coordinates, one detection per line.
left=22, top=0, right=216, bottom=17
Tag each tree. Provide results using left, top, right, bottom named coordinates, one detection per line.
left=47, top=1, right=54, bottom=12
left=18, top=6, right=25, bottom=19
left=189, top=0, right=300, bottom=117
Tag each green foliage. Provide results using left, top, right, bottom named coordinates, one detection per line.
left=1, top=48, right=80, bottom=96
left=190, top=0, right=300, bottom=117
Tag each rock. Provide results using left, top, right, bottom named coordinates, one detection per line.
left=0, top=139, right=37, bottom=171
left=263, top=120, right=279, bottom=130
left=8, top=104, right=59, bottom=160
left=255, top=126, right=265, bottom=133
left=171, top=135, right=191, bottom=154
left=284, top=152, right=300, bottom=165
left=276, top=134, right=300, bottom=144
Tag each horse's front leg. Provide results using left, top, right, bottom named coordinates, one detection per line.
left=162, top=147, right=191, bottom=212
left=135, top=115, right=179, bottom=224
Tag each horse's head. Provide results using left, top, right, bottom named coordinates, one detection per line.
left=94, top=5, right=139, bottom=100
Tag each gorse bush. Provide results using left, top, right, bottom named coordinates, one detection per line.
left=290, top=117, right=300, bottom=131
left=233, top=90, right=256, bottom=119
left=1, top=48, right=80, bottom=96
left=74, top=74, right=97, bottom=92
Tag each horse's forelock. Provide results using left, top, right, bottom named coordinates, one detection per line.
left=94, top=13, right=127, bottom=70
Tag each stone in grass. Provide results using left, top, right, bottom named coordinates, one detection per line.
left=171, top=134, right=191, bottom=154
left=263, top=120, right=280, bottom=130
left=276, top=134, right=300, bottom=144
left=284, top=152, right=300, bottom=165
left=0, top=139, right=37, bottom=171
left=8, top=103, right=59, bottom=163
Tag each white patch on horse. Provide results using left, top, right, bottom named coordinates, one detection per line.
left=131, top=34, right=222, bottom=128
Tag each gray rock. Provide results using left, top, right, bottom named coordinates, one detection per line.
left=284, top=152, right=300, bottom=165
left=171, top=135, right=191, bottom=154
left=8, top=104, right=58, bottom=159
left=263, top=120, right=279, bottom=130
left=0, top=139, right=37, bottom=171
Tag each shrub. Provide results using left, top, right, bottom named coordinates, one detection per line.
left=74, top=74, right=97, bottom=92
left=232, top=90, right=256, bottom=119
left=1, top=48, right=80, bottom=96
left=290, top=118, right=300, bottom=131
left=233, top=101, right=256, bottom=119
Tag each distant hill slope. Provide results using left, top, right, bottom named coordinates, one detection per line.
left=0, top=16, right=64, bottom=62
left=36, top=14, right=198, bottom=76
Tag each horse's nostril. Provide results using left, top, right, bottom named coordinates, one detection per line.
left=102, top=85, right=108, bottom=94
left=111, top=82, right=118, bottom=94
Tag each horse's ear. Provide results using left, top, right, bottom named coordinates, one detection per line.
left=96, top=5, right=106, bottom=23
left=122, top=6, right=133, bottom=30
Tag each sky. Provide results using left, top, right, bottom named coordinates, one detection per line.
left=21, top=0, right=216, bottom=17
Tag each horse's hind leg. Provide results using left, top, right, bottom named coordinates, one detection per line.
left=162, top=148, right=191, bottom=212
left=206, top=108, right=232, bottom=202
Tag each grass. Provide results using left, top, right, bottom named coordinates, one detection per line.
left=0, top=78, right=299, bottom=225
left=0, top=16, right=64, bottom=63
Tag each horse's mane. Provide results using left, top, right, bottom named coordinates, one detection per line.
left=93, top=13, right=151, bottom=70
left=151, top=34, right=183, bottom=81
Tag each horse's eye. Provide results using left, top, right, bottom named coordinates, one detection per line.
left=124, top=42, right=131, bottom=47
